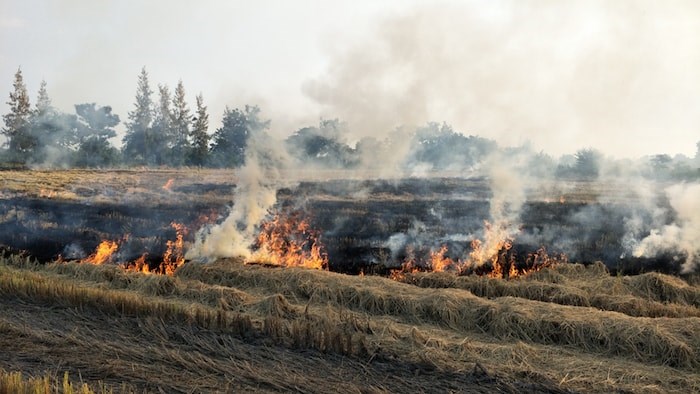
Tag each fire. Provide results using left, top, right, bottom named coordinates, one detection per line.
left=39, top=189, right=57, bottom=198
left=388, top=237, right=565, bottom=280
left=82, top=240, right=118, bottom=265
left=124, top=253, right=151, bottom=274
left=162, top=178, right=175, bottom=192
left=160, top=222, right=187, bottom=275
left=78, top=222, right=189, bottom=276
left=485, top=240, right=515, bottom=279
left=249, top=211, right=327, bottom=269
left=429, top=244, right=453, bottom=272
left=525, top=247, right=567, bottom=273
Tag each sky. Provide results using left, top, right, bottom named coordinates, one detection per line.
left=1, top=0, right=699, bottom=159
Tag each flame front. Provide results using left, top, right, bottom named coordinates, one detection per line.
left=80, top=222, right=188, bottom=276
left=388, top=221, right=566, bottom=280
left=161, top=222, right=186, bottom=274
left=124, top=253, right=151, bottom=274
left=430, top=245, right=453, bottom=272
left=249, top=212, right=327, bottom=270
left=122, top=222, right=188, bottom=275
left=82, top=240, right=118, bottom=265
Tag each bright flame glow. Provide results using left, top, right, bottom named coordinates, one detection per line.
left=82, top=240, right=118, bottom=265
left=248, top=212, right=327, bottom=270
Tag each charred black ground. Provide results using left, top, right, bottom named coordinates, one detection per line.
left=0, top=174, right=683, bottom=276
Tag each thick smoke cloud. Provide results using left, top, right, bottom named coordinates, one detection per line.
left=304, top=1, right=700, bottom=158
left=633, top=183, right=700, bottom=273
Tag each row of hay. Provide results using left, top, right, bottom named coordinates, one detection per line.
left=0, top=260, right=381, bottom=361
left=45, top=261, right=253, bottom=312
left=0, top=263, right=254, bottom=336
left=623, top=272, right=700, bottom=307
left=393, top=263, right=700, bottom=318
left=178, top=260, right=700, bottom=369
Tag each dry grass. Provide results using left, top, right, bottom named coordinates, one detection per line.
left=0, top=168, right=237, bottom=206
left=180, top=260, right=700, bottom=369
left=2, top=255, right=700, bottom=393
left=1, top=169, right=699, bottom=392
left=0, top=368, right=124, bottom=394
left=394, top=262, right=700, bottom=318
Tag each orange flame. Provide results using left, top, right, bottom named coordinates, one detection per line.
left=249, top=212, right=327, bottom=269
left=39, top=189, right=57, bottom=199
left=124, top=253, right=151, bottom=274
left=162, top=178, right=175, bottom=192
left=82, top=240, right=118, bottom=265
left=82, top=223, right=188, bottom=276
left=388, top=237, right=565, bottom=280
left=160, top=222, right=187, bottom=275
left=429, top=244, right=453, bottom=272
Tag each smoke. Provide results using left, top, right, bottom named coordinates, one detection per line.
left=186, top=130, right=290, bottom=261
left=633, top=183, right=700, bottom=273
left=304, top=1, right=700, bottom=158
left=378, top=148, right=533, bottom=267
left=464, top=150, right=530, bottom=265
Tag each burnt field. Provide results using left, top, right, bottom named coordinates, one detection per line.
left=0, top=169, right=681, bottom=276
left=1, top=169, right=699, bottom=393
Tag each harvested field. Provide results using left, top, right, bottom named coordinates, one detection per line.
left=1, top=256, right=699, bottom=393
left=1, top=169, right=699, bottom=393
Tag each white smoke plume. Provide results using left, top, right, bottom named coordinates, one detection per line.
left=467, top=152, right=529, bottom=265
left=633, top=183, right=700, bottom=273
left=186, top=131, right=289, bottom=262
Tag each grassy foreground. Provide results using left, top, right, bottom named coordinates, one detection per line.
left=1, top=255, right=699, bottom=393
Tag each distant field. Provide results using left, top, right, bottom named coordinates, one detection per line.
left=0, top=169, right=698, bottom=393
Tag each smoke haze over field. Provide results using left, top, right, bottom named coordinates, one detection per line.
left=2, top=0, right=700, bottom=158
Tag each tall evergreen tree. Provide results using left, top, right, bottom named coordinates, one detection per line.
left=28, top=79, right=76, bottom=163
left=152, top=84, right=174, bottom=164
left=170, top=80, right=191, bottom=166
left=189, top=93, right=209, bottom=166
left=122, top=67, right=154, bottom=164
left=35, top=80, right=51, bottom=116
left=2, top=68, right=33, bottom=161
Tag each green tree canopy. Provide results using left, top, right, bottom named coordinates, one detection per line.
left=2, top=68, right=33, bottom=162
left=209, top=105, right=269, bottom=167
left=188, top=93, right=210, bottom=166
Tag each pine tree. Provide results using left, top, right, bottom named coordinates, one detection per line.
left=35, top=80, right=51, bottom=116
left=30, top=79, right=62, bottom=158
left=189, top=93, right=210, bottom=166
left=2, top=68, right=32, bottom=161
left=23, top=79, right=82, bottom=166
left=170, top=80, right=190, bottom=166
left=122, top=67, right=154, bottom=164
left=152, top=84, right=174, bottom=164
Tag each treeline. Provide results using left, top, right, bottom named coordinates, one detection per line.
left=2, top=67, right=700, bottom=180
left=0, top=67, right=263, bottom=168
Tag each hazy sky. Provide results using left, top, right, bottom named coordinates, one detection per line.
left=1, top=0, right=699, bottom=158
